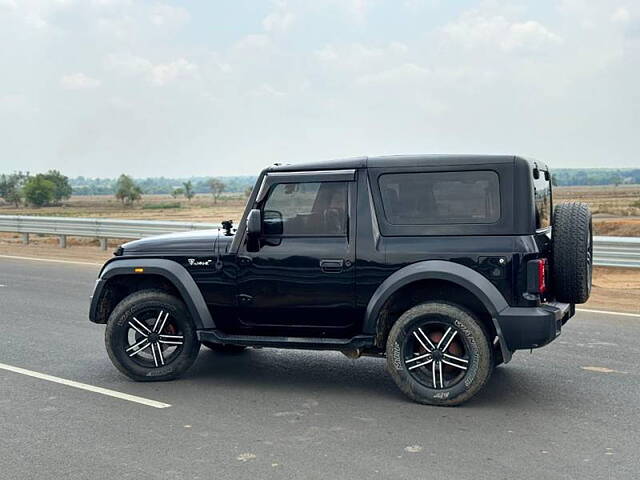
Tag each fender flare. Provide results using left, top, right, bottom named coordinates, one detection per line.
left=91, top=258, right=215, bottom=329
left=363, top=260, right=511, bottom=362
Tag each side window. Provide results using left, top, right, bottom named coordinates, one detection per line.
left=379, top=171, right=500, bottom=225
left=262, top=181, right=348, bottom=235
left=534, top=171, right=552, bottom=230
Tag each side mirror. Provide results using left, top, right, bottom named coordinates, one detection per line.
left=263, top=210, right=283, bottom=235
left=247, top=209, right=261, bottom=236
left=246, top=209, right=261, bottom=252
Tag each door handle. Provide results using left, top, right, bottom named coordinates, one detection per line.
left=320, top=259, right=344, bottom=273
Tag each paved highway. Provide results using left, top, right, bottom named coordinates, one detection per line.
left=1, top=257, right=639, bottom=479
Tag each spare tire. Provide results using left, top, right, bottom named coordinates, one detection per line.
left=551, top=202, right=593, bottom=304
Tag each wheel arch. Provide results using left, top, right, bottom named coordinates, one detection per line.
left=90, top=259, right=214, bottom=329
left=363, top=260, right=512, bottom=362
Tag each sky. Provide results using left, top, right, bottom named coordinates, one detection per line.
left=0, top=0, right=639, bottom=178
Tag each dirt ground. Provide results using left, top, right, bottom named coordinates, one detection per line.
left=554, top=185, right=640, bottom=236
left=0, top=240, right=637, bottom=314
left=0, top=194, right=247, bottom=224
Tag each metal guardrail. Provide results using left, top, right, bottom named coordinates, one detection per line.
left=593, top=236, right=640, bottom=268
left=0, top=216, right=639, bottom=267
left=0, top=215, right=220, bottom=250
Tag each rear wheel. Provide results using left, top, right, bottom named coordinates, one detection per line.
left=105, top=290, right=200, bottom=382
left=386, top=302, right=492, bottom=406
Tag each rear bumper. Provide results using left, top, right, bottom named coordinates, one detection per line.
left=497, top=301, right=574, bottom=351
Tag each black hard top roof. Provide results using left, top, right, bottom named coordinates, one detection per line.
left=266, top=154, right=543, bottom=172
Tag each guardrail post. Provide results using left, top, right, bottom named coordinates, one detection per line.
left=99, top=238, right=108, bottom=251
left=21, top=233, right=29, bottom=245
left=59, top=235, right=67, bottom=248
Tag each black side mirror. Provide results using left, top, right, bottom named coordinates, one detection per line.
left=263, top=210, right=283, bottom=235
left=246, top=209, right=261, bottom=252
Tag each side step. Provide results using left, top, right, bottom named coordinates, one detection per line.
left=197, top=330, right=375, bottom=351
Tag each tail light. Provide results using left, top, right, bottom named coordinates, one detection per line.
left=527, top=258, right=548, bottom=295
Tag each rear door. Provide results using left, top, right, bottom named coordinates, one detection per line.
left=235, top=170, right=357, bottom=337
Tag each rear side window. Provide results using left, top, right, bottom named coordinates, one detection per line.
left=378, top=171, right=501, bottom=225
left=534, top=171, right=552, bottom=229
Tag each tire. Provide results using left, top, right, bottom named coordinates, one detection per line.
left=386, top=302, right=493, bottom=406
left=202, top=342, right=247, bottom=354
left=551, top=202, right=593, bottom=304
left=105, top=289, right=200, bottom=382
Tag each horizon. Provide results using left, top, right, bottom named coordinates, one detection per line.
left=5, top=165, right=640, bottom=181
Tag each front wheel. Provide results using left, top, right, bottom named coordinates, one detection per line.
left=105, top=290, right=200, bottom=382
left=386, top=302, right=492, bottom=406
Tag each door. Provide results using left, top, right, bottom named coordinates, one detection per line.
left=236, top=172, right=357, bottom=337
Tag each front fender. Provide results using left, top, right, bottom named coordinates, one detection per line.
left=89, top=258, right=215, bottom=329
left=363, top=260, right=511, bottom=362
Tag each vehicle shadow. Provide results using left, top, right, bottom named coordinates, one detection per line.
left=185, top=348, right=570, bottom=408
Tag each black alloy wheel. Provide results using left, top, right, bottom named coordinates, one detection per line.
left=105, top=290, right=200, bottom=381
left=386, top=302, right=493, bottom=406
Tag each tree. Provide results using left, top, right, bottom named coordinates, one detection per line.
left=208, top=178, right=226, bottom=204
left=0, top=173, right=26, bottom=207
left=23, top=175, right=56, bottom=207
left=115, top=174, right=142, bottom=205
left=171, top=187, right=184, bottom=198
left=182, top=181, right=194, bottom=201
left=42, top=170, right=72, bottom=203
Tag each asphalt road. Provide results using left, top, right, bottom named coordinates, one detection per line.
left=1, top=257, right=639, bottom=480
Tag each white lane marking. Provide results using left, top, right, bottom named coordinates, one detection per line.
left=577, top=308, right=640, bottom=318
left=0, top=362, right=171, bottom=409
left=0, top=254, right=102, bottom=266
left=581, top=366, right=627, bottom=374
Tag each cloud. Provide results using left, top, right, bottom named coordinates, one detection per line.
left=610, top=7, right=630, bottom=24
left=356, top=63, right=430, bottom=86
left=235, top=33, right=271, bottom=50
left=60, top=73, right=101, bottom=89
left=104, top=52, right=153, bottom=75
left=442, top=13, right=562, bottom=53
left=263, top=9, right=295, bottom=32
left=150, top=58, right=197, bottom=85
left=0, top=0, right=17, bottom=11
left=104, top=53, right=197, bottom=86
left=150, top=4, right=190, bottom=28
left=315, top=42, right=408, bottom=71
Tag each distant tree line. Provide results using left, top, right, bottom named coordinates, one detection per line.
left=552, top=169, right=640, bottom=186
left=70, top=175, right=257, bottom=196
left=1, top=170, right=257, bottom=208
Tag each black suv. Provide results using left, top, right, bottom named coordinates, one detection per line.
left=89, top=155, right=593, bottom=405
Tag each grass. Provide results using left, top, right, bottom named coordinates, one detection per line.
left=142, top=202, right=182, bottom=210
left=554, top=184, right=640, bottom=216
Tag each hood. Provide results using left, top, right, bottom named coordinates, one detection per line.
left=121, top=229, right=233, bottom=256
